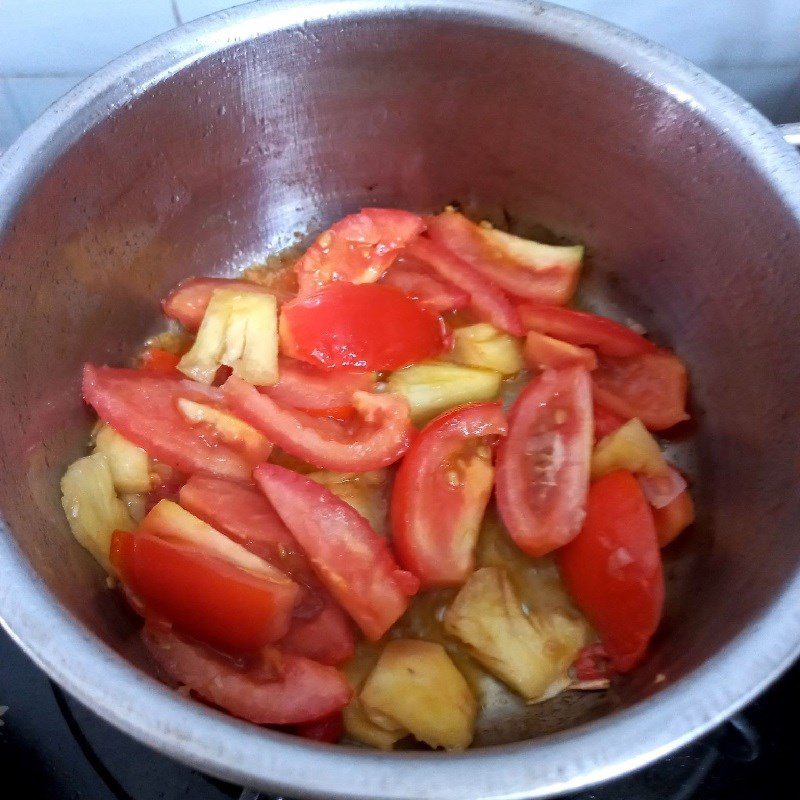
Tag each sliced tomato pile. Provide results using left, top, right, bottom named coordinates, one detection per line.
left=67, top=205, right=695, bottom=744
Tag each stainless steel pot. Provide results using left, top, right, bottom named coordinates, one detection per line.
left=1, top=1, right=800, bottom=797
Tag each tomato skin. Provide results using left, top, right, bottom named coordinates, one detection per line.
left=592, top=350, right=689, bottom=431
left=495, top=367, right=593, bottom=557
left=391, top=403, right=507, bottom=587
left=255, top=464, right=419, bottom=640
left=381, top=255, right=470, bottom=313
left=517, top=302, right=656, bottom=357
left=111, top=530, right=298, bottom=652
left=408, top=237, right=524, bottom=336
left=82, top=365, right=264, bottom=482
left=593, top=401, right=626, bottom=442
left=138, top=347, right=182, bottom=375
left=559, top=470, right=664, bottom=672
left=652, top=489, right=695, bottom=547
left=162, top=277, right=281, bottom=331
left=279, top=604, right=356, bottom=666
left=295, top=208, right=425, bottom=296
left=222, top=376, right=413, bottom=471
left=264, top=356, right=375, bottom=417
left=280, top=282, right=445, bottom=372
left=524, top=331, right=598, bottom=372
left=293, top=711, right=345, bottom=743
left=426, top=212, right=579, bottom=304
left=142, top=626, right=351, bottom=725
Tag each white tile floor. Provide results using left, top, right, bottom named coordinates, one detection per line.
left=1, top=0, right=799, bottom=149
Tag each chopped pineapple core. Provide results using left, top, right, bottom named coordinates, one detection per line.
left=591, top=417, right=668, bottom=480
left=93, top=424, right=151, bottom=493
left=178, top=288, right=278, bottom=385
left=444, top=566, right=588, bottom=702
left=61, top=453, right=135, bottom=573
left=359, top=639, right=476, bottom=751
left=307, top=470, right=388, bottom=535
left=479, top=226, right=584, bottom=274
left=141, top=500, right=290, bottom=584
left=386, top=360, right=501, bottom=425
left=343, top=644, right=405, bottom=750
left=176, top=398, right=272, bottom=463
left=446, top=323, right=524, bottom=376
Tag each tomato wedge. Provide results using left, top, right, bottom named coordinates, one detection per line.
left=280, top=282, right=445, bottom=371
left=559, top=470, right=664, bottom=672
left=593, top=401, right=626, bottom=442
left=426, top=211, right=581, bottom=304
left=279, top=604, right=356, bottom=666
left=82, top=365, right=265, bottom=482
left=264, top=356, right=375, bottom=418
left=255, top=464, right=419, bottom=640
left=381, top=255, right=470, bottom=313
left=408, top=237, right=524, bottom=336
left=294, top=208, right=425, bottom=296
left=592, top=350, right=689, bottom=431
left=495, top=366, right=593, bottom=557
left=524, top=331, right=598, bottom=371
left=223, top=376, right=413, bottom=471
left=111, top=530, right=297, bottom=652
left=138, top=347, right=182, bottom=375
left=517, top=302, right=656, bottom=357
left=162, top=277, right=280, bottom=331
left=391, top=403, right=507, bottom=587
left=652, top=489, right=695, bottom=548
left=142, top=626, right=351, bottom=724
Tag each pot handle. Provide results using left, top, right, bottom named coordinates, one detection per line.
left=778, top=122, right=800, bottom=147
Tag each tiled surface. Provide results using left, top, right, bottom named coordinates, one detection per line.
left=1, top=0, right=800, bottom=150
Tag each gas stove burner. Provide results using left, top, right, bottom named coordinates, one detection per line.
left=0, top=627, right=795, bottom=800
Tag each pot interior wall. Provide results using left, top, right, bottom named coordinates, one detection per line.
left=1, top=6, right=799, bottom=745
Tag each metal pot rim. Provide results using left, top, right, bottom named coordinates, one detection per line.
left=2, top=2, right=800, bottom=797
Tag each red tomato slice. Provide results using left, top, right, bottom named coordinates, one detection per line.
left=408, top=237, right=524, bottom=336
left=162, top=277, right=280, bottom=332
left=264, top=356, right=375, bottom=417
left=279, top=604, right=356, bottom=666
left=524, top=330, right=598, bottom=371
left=426, top=211, right=579, bottom=304
left=559, top=470, right=664, bottom=672
left=294, top=208, right=425, bottom=296
left=391, top=403, right=507, bottom=587
left=517, top=302, right=656, bottom=357
left=280, top=282, right=445, bottom=371
left=83, top=365, right=266, bottom=482
left=381, top=255, right=470, bottom=313
left=142, top=626, right=351, bottom=725
left=223, top=376, right=413, bottom=471
left=138, top=347, right=182, bottom=375
left=111, top=530, right=297, bottom=652
left=592, top=350, right=689, bottom=431
left=593, top=401, right=626, bottom=442
left=495, top=366, right=593, bottom=557
left=571, top=643, right=613, bottom=682
left=255, top=464, right=419, bottom=640
left=652, top=489, right=695, bottom=548
left=292, top=711, right=344, bottom=743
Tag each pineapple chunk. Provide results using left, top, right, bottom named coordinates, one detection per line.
left=343, top=645, right=405, bottom=750
left=178, top=288, right=278, bottom=385
left=479, top=226, right=584, bottom=274
left=359, top=639, right=476, bottom=751
left=591, top=417, right=668, bottom=480
left=176, top=398, right=272, bottom=463
left=386, top=360, right=501, bottom=425
left=447, top=323, right=524, bottom=376
left=141, top=500, right=290, bottom=583
left=307, top=470, right=388, bottom=535
left=61, top=453, right=135, bottom=573
left=444, top=567, right=588, bottom=702
left=93, top=424, right=151, bottom=493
